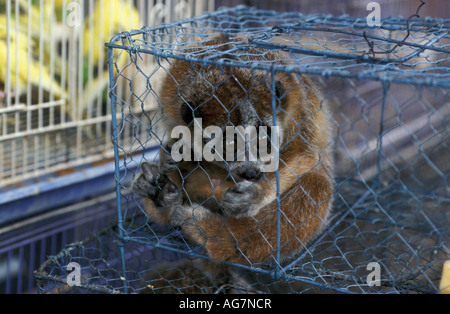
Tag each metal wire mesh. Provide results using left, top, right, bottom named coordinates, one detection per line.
left=36, top=6, right=449, bottom=294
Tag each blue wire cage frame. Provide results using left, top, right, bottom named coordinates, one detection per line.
left=36, top=6, right=449, bottom=294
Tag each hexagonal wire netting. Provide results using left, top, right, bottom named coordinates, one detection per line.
left=36, top=6, right=449, bottom=294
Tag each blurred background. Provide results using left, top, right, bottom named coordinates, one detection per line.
left=0, top=0, right=448, bottom=294
left=219, top=0, right=450, bottom=18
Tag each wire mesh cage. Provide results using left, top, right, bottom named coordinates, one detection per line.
left=36, top=6, right=449, bottom=294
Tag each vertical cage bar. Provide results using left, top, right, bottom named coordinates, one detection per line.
left=6, top=250, right=12, bottom=293
left=5, top=0, right=11, bottom=108
left=28, top=242, right=35, bottom=294
left=26, top=0, right=32, bottom=141
left=49, top=0, right=56, bottom=110
left=8, top=3, right=17, bottom=183
left=271, top=67, right=282, bottom=278
left=14, top=0, right=19, bottom=110
left=77, top=0, right=84, bottom=160
left=108, top=45, right=129, bottom=293
left=166, top=0, right=173, bottom=24
left=38, top=0, right=44, bottom=108
left=17, top=246, right=24, bottom=293
left=87, top=0, right=94, bottom=128
left=14, top=0, right=21, bottom=177
left=96, top=0, right=106, bottom=146
left=11, top=0, right=18, bottom=183
left=195, top=0, right=204, bottom=17
left=61, top=0, right=68, bottom=126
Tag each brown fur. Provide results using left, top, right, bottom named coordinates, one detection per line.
left=132, top=34, right=333, bottom=266
left=140, top=259, right=234, bottom=294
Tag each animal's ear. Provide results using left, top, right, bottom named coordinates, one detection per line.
left=181, top=102, right=201, bottom=124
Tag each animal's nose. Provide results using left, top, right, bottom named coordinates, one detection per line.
left=236, top=162, right=262, bottom=181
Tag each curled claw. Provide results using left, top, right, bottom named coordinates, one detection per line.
left=131, top=163, right=160, bottom=199
left=131, top=162, right=181, bottom=208
left=221, top=181, right=260, bottom=218
left=157, top=181, right=183, bottom=208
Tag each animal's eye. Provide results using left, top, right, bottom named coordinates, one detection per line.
left=275, top=80, right=285, bottom=101
left=180, top=102, right=201, bottom=124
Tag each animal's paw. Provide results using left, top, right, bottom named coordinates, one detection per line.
left=132, top=162, right=182, bottom=208
left=157, top=180, right=183, bottom=208
left=169, top=205, right=192, bottom=228
left=131, top=162, right=161, bottom=199
left=221, top=181, right=260, bottom=218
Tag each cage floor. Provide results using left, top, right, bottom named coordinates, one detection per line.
left=34, top=180, right=449, bottom=294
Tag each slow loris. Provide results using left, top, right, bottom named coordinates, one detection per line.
left=132, top=34, right=334, bottom=266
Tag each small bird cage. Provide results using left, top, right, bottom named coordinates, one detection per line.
left=35, top=5, right=449, bottom=294
left=0, top=0, right=212, bottom=189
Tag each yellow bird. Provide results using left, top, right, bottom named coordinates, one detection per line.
left=43, top=0, right=67, bottom=22
left=80, top=0, right=142, bottom=115
left=83, top=0, right=142, bottom=66
left=0, top=16, right=63, bottom=100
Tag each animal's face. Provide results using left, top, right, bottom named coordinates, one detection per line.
left=162, top=61, right=299, bottom=180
